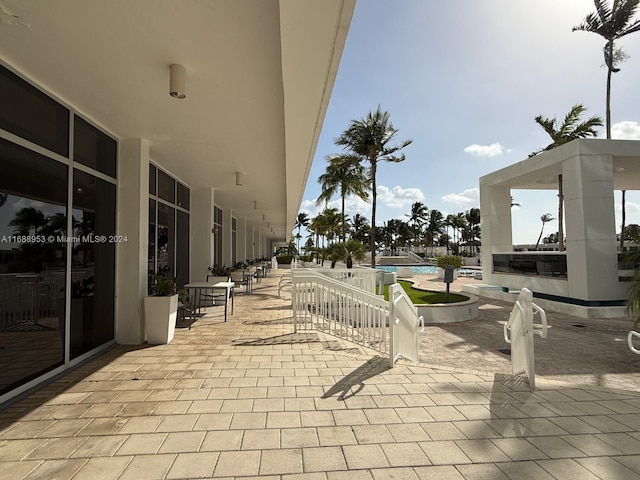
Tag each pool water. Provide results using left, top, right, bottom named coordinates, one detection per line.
left=377, top=265, right=478, bottom=275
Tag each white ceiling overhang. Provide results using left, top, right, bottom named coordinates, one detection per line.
left=0, top=0, right=355, bottom=241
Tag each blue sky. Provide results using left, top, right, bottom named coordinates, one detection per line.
left=300, top=0, right=640, bottom=245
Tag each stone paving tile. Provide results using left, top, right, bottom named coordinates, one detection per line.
left=2, top=273, right=640, bottom=479
left=576, top=456, right=640, bottom=479
left=302, top=446, right=347, bottom=472
left=69, top=456, right=132, bottom=480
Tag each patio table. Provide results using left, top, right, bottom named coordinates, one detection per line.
left=184, top=281, right=234, bottom=322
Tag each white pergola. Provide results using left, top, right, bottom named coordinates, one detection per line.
left=480, top=139, right=640, bottom=317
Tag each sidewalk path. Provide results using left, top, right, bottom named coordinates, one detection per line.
left=0, top=271, right=638, bottom=479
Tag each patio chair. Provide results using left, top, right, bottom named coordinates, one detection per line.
left=200, top=275, right=230, bottom=307
left=202, top=275, right=234, bottom=321
left=178, top=293, right=197, bottom=330
left=230, top=270, right=251, bottom=295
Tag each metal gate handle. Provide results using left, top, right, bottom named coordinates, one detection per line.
left=629, top=330, right=640, bottom=354
left=532, top=303, right=548, bottom=339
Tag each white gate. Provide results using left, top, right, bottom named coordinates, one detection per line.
left=503, top=288, right=548, bottom=390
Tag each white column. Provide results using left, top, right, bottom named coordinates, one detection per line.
left=563, top=154, right=619, bottom=300
left=223, top=206, right=232, bottom=266
left=237, top=217, right=247, bottom=263
left=115, top=139, right=149, bottom=344
left=479, top=183, right=512, bottom=282
left=190, top=188, right=215, bottom=282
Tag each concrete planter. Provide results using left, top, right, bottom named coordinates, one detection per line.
left=144, top=294, right=178, bottom=344
left=416, top=293, right=479, bottom=324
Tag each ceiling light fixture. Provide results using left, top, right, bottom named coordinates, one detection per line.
left=254, top=201, right=258, bottom=210
left=235, top=172, right=244, bottom=186
left=169, top=64, right=187, bottom=99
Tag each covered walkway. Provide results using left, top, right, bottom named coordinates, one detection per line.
left=1, top=272, right=640, bottom=479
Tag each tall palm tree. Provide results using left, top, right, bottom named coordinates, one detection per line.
left=573, top=0, right=640, bottom=138
left=335, top=107, right=412, bottom=267
left=350, top=214, right=370, bottom=245
left=532, top=104, right=603, bottom=252
left=294, top=212, right=310, bottom=253
left=406, top=202, right=428, bottom=249
left=316, top=154, right=369, bottom=241
left=536, top=213, right=555, bottom=250
left=426, top=210, right=445, bottom=256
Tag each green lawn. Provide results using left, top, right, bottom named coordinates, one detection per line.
left=381, top=280, right=468, bottom=304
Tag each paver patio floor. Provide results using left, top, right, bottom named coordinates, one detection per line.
left=1, top=270, right=639, bottom=479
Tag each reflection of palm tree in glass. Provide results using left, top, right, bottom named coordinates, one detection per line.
left=0, top=193, right=7, bottom=208
left=9, top=207, right=46, bottom=235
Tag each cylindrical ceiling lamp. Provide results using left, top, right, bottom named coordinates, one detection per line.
left=262, top=214, right=266, bottom=221
left=235, top=172, right=244, bottom=186
left=169, top=64, right=187, bottom=99
left=254, top=201, right=258, bottom=210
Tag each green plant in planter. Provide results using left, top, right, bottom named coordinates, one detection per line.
left=436, top=255, right=464, bottom=269
left=276, top=254, right=293, bottom=265
left=150, top=274, right=177, bottom=296
left=209, top=264, right=232, bottom=276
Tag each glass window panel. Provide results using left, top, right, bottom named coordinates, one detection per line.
left=148, top=199, right=156, bottom=293
left=157, top=170, right=175, bottom=203
left=149, top=165, right=156, bottom=196
left=0, top=139, right=67, bottom=395
left=177, top=182, right=189, bottom=210
left=157, top=204, right=175, bottom=278
left=71, top=170, right=116, bottom=359
left=0, top=65, right=69, bottom=157
left=73, top=116, right=117, bottom=178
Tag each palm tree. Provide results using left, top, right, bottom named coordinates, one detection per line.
left=426, top=210, right=445, bottom=256
left=335, top=107, right=412, bottom=267
left=406, top=202, right=428, bottom=250
left=531, top=104, right=603, bottom=156
left=294, top=212, right=310, bottom=253
left=350, top=214, right=370, bottom=245
left=316, top=154, right=369, bottom=241
left=532, top=104, right=603, bottom=252
left=328, top=239, right=367, bottom=268
left=573, top=0, right=640, bottom=139
left=536, top=213, right=555, bottom=250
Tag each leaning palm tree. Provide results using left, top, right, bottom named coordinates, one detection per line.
left=573, top=0, right=640, bottom=139
left=535, top=214, right=555, bottom=250
left=335, top=107, right=412, bottom=267
left=316, top=154, right=369, bottom=241
left=531, top=104, right=603, bottom=252
left=531, top=104, right=603, bottom=155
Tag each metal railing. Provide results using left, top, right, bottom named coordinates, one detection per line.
left=291, top=269, right=422, bottom=365
left=406, top=251, right=425, bottom=264
left=312, top=267, right=377, bottom=293
left=503, top=288, right=548, bottom=390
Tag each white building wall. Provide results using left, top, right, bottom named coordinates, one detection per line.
left=190, top=188, right=215, bottom=282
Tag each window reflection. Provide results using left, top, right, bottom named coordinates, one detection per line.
left=0, top=140, right=67, bottom=395
left=70, top=170, right=115, bottom=359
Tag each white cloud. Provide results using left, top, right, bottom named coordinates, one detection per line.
left=612, top=121, right=640, bottom=140
left=300, top=194, right=370, bottom=218
left=376, top=186, right=425, bottom=209
left=463, top=142, right=505, bottom=158
left=441, top=188, right=479, bottom=209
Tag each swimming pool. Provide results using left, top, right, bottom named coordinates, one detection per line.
left=377, top=265, right=479, bottom=275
